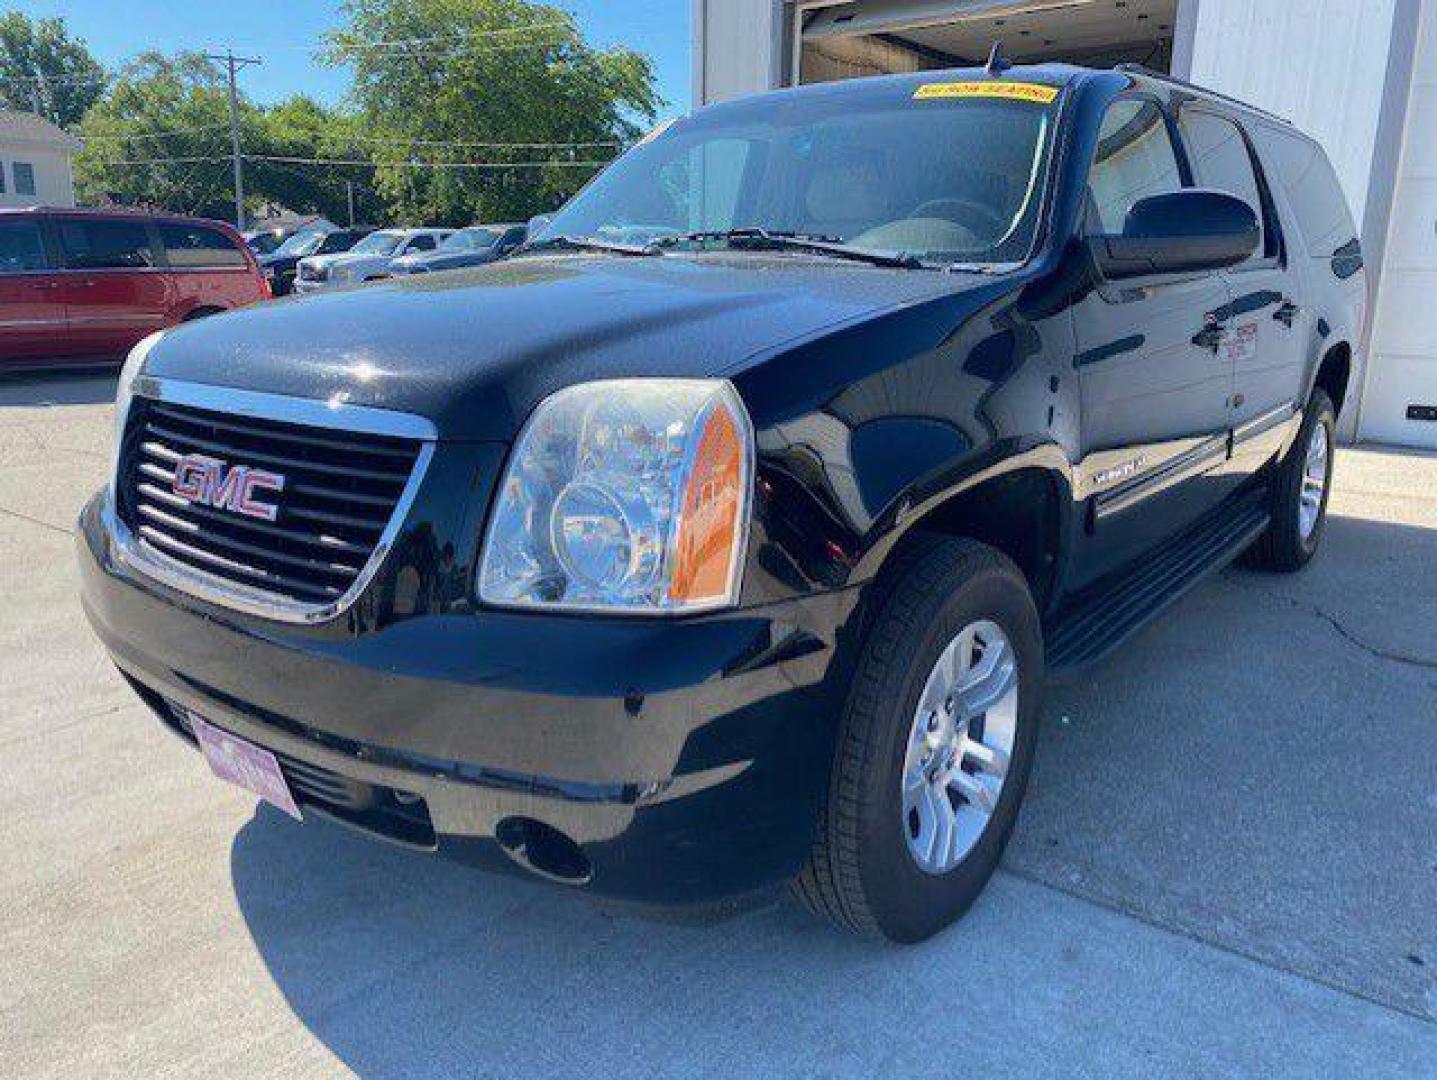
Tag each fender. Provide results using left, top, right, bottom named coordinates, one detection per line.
left=851, top=438, right=1077, bottom=604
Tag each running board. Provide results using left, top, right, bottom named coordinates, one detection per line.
left=1045, top=496, right=1270, bottom=677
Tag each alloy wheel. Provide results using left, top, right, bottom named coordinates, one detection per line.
left=1299, top=419, right=1331, bottom=542
left=901, top=620, right=1019, bottom=875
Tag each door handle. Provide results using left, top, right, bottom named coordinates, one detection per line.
left=1273, top=300, right=1299, bottom=327
left=1192, top=313, right=1225, bottom=353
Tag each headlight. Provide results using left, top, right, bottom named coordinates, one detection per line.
left=478, top=379, right=753, bottom=614
left=110, top=330, right=163, bottom=499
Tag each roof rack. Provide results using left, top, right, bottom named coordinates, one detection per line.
left=1113, top=64, right=1292, bottom=125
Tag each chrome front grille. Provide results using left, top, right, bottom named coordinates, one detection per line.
left=114, top=383, right=432, bottom=621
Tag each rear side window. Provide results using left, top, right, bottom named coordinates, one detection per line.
left=58, top=220, right=156, bottom=270
left=407, top=235, right=436, bottom=252
left=158, top=223, right=247, bottom=269
left=1177, top=110, right=1271, bottom=261
left=0, top=220, right=48, bottom=273
left=1248, top=124, right=1355, bottom=258
left=1086, top=99, right=1185, bottom=234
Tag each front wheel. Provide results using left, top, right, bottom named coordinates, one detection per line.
left=1248, top=389, right=1336, bottom=572
left=794, top=537, right=1043, bottom=942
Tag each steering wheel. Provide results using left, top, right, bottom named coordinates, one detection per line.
left=907, top=198, right=1008, bottom=240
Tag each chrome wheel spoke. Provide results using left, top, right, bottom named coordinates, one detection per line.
left=921, top=785, right=956, bottom=866
left=949, top=768, right=999, bottom=815
left=962, top=736, right=1009, bottom=775
left=958, top=638, right=1014, bottom=718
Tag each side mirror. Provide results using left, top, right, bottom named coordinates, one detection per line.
left=1089, top=190, right=1258, bottom=279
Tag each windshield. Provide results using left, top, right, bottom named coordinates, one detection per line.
left=442, top=228, right=499, bottom=252
left=538, top=81, right=1061, bottom=266
left=351, top=231, right=403, bottom=256
left=273, top=231, right=326, bottom=258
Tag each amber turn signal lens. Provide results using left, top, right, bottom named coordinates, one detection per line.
left=668, top=401, right=744, bottom=605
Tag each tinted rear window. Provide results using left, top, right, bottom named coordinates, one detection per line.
left=1249, top=124, right=1355, bottom=258
left=158, top=223, right=247, bottom=268
left=58, top=220, right=157, bottom=270
left=0, top=219, right=48, bottom=273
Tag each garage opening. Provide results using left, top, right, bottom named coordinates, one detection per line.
left=797, top=0, right=1180, bottom=86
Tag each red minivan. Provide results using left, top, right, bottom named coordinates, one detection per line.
left=0, top=207, right=269, bottom=371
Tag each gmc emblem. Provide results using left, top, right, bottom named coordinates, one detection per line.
left=171, top=453, right=285, bottom=522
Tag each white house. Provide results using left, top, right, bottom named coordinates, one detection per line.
left=0, top=109, right=81, bottom=210
left=692, top=0, right=1437, bottom=449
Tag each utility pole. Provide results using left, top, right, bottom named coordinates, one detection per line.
left=205, top=49, right=262, bottom=231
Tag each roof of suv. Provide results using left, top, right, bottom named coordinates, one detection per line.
left=699, top=61, right=1294, bottom=136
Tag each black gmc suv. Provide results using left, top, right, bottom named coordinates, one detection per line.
left=78, top=64, right=1365, bottom=942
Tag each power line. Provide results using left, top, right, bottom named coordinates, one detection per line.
left=338, top=133, right=625, bottom=150
left=0, top=69, right=112, bottom=86
left=247, top=154, right=612, bottom=169
left=320, top=20, right=568, bottom=53
left=91, top=155, right=232, bottom=167
left=79, top=123, right=233, bottom=141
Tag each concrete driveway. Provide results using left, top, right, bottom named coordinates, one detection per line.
left=2, top=371, right=1434, bottom=1078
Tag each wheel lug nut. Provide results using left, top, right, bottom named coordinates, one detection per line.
left=944, top=696, right=954, bottom=714
left=927, top=711, right=939, bottom=732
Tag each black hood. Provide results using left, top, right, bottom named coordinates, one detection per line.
left=143, top=252, right=980, bottom=440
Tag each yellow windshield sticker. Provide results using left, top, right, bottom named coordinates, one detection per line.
left=913, top=80, right=1059, bottom=104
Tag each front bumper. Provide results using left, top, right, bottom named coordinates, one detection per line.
left=77, top=493, right=858, bottom=907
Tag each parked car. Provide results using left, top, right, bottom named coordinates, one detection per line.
left=0, top=207, right=267, bottom=371
left=292, top=228, right=453, bottom=293
left=259, top=227, right=375, bottom=296
left=243, top=218, right=330, bottom=256
left=388, top=223, right=527, bottom=275
left=79, top=64, right=1364, bottom=941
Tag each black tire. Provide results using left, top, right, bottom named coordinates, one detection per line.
left=1248, top=389, right=1336, bottom=572
left=793, top=536, right=1043, bottom=942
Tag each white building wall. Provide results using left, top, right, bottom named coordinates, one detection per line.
left=1188, top=0, right=1397, bottom=232
left=1361, top=0, right=1437, bottom=447
left=0, top=145, right=77, bottom=208
left=693, top=0, right=788, bottom=105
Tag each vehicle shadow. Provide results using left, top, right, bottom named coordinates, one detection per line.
left=228, top=806, right=888, bottom=1078
left=0, top=369, right=118, bottom=408
left=228, top=511, right=1437, bottom=1075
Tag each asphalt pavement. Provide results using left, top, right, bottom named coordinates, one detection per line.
left=2, top=370, right=1433, bottom=1078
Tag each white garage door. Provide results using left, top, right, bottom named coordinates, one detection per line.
left=1362, top=1, right=1437, bottom=448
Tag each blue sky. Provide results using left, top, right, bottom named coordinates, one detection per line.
left=13, top=0, right=692, bottom=115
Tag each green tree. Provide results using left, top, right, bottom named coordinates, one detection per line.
left=252, top=96, right=385, bottom=225
left=0, top=13, right=107, bottom=128
left=73, top=52, right=242, bottom=219
left=327, top=0, right=658, bottom=225
left=73, top=56, right=382, bottom=224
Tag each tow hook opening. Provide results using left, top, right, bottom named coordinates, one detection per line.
left=495, top=817, right=593, bottom=886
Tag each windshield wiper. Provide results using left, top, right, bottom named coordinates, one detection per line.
left=519, top=234, right=660, bottom=257
left=645, top=228, right=939, bottom=269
